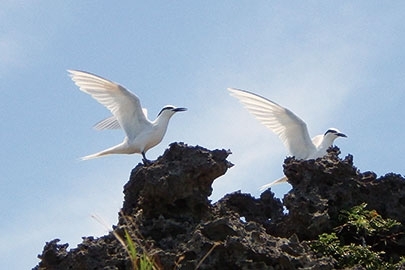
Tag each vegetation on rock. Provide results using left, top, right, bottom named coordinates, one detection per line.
left=311, top=203, right=405, bottom=269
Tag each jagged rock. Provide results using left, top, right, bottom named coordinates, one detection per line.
left=34, top=143, right=405, bottom=269
left=215, top=190, right=284, bottom=226
left=272, top=147, right=405, bottom=241
left=36, top=239, right=68, bottom=268
left=36, top=236, right=130, bottom=269
left=122, top=142, right=233, bottom=220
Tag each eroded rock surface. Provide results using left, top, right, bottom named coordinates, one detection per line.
left=272, top=147, right=405, bottom=240
left=34, top=143, right=405, bottom=269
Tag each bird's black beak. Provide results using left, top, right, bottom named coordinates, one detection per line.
left=337, top=133, right=347, bottom=138
left=173, top=107, right=187, bottom=112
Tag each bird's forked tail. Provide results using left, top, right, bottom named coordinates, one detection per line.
left=259, top=176, right=288, bottom=191
left=80, top=143, right=129, bottom=160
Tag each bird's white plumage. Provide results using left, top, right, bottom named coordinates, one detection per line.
left=68, top=70, right=186, bottom=161
left=228, top=87, right=346, bottom=188
left=94, top=115, right=122, bottom=130
left=228, top=88, right=316, bottom=159
left=68, top=70, right=148, bottom=140
left=93, top=108, right=148, bottom=131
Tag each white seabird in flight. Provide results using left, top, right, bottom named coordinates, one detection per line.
left=228, top=88, right=346, bottom=188
left=68, top=70, right=187, bottom=164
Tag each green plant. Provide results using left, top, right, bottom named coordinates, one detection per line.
left=310, top=203, right=404, bottom=269
left=92, top=213, right=159, bottom=270
left=119, top=228, right=156, bottom=270
left=338, top=203, right=400, bottom=236
left=114, top=212, right=160, bottom=270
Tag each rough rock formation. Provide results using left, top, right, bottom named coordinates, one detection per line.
left=34, top=143, right=405, bottom=269
left=269, top=147, right=405, bottom=240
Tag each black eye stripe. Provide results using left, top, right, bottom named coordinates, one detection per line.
left=158, top=106, right=175, bottom=116
left=324, top=129, right=338, bottom=135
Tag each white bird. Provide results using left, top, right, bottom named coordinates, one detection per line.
left=227, top=88, right=346, bottom=188
left=68, top=70, right=187, bottom=164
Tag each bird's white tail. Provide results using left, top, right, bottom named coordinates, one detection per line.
left=80, top=143, right=128, bottom=160
left=81, top=152, right=109, bottom=160
left=259, top=176, right=288, bottom=191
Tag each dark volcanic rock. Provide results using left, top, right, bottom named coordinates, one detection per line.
left=273, top=147, right=405, bottom=241
left=37, top=237, right=130, bottom=269
left=122, top=142, right=232, bottom=220
left=35, top=143, right=405, bottom=269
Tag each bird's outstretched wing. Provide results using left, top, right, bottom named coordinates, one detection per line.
left=68, top=70, right=149, bottom=139
left=228, top=88, right=315, bottom=159
left=93, top=115, right=121, bottom=130
left=311, top=134, right=324, bottom=148
left=93, top=108, right=148, bottom=131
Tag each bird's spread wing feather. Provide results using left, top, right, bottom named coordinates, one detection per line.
left=311, top=134, right=324, bottom=148
left=93, top=108, right=148, bottom=131
left=94, top=115, right=121, bottom=130
left=68, top=70, right=149, bottom=139
left=228, top=88, right=316, bottom=159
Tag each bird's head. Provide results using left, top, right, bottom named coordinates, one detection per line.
left=324, top=128, right=347, bottom=141
left=157, top=105, right=187, bottom=117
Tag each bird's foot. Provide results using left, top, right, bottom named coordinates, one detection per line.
left=141, top=152, right=153, bottom=166
left=142, top=158, right=152, bottom=166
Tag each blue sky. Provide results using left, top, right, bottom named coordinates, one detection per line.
left=1, top=1, right=404, bottom=268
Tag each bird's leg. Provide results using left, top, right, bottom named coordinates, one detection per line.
left=142, top=151, right=152, bottom=165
